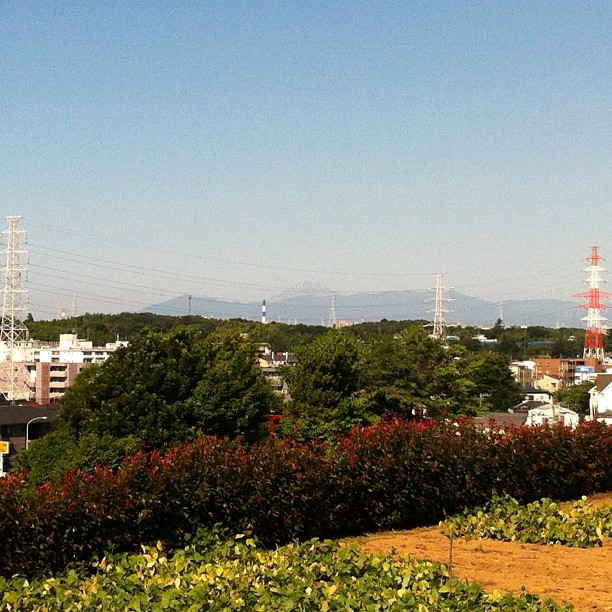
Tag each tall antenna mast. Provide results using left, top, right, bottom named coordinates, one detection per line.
left=574, top=246, right=611, bottom=360
left=0, top=216, right=30, bottom=401
left=427, top=273, right=454, bottom=339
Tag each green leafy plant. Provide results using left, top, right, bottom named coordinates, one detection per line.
left=442, top=495, right=612, bottom=548
left=0, top=533, right=571, bottom=611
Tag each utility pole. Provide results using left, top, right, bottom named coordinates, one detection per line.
left=427, top=273, right=454, bottom=339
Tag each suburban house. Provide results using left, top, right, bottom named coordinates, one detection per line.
left=534, top=373, right=564, bottom=394
left=510, top=387, right=555, bottom=412
left=523, top=388, right=553, bottom=403
left=588, top=373, right=612, bottom=424
left=475, top=404, right=579, bottom=431
left=257, top=344, right=297, bottom=399
left=525, top=405, right=579, bottom=429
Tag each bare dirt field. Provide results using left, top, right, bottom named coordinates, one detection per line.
left=351, top=492, right=612, bottom=611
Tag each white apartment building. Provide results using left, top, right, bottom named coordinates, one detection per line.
left=0, top=334, right=126, bottom=404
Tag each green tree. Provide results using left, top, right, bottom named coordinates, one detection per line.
left=549, top=339, right=582, bottom=358
left=554, top=381, right=594, bottom=416
left=186, top=334, right=281, bottom=442
left=59, top=327, right=211, bottom=446
left=18, top=327, right=279, bottom=481
left=61, top=328, right=278, bottom=446
left=14, top=430, right=141, bottom=486
left=362, top=326, right=450, bottom=416
left=460, top=352, right=523, bottom=412
left=281, top=330, right=371, bottom=437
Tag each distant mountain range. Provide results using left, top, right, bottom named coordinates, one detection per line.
left=142, top=287, right=584, bottom=328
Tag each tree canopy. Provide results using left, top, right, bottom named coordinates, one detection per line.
left=279, top=326, right=523, bottom=436
left=18, top=327, right=280, bottom=482
left=554, top=380, right=594, bottom=416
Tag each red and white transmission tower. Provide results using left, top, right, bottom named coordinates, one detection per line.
left=574, top=246, right=612, bottom=360
left=428, top=273, right=454, bottom=339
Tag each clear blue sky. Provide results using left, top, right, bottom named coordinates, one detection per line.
left=1, top=1, right=611, bottom=319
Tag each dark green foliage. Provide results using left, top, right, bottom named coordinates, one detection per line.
left=186, top=334, right=281, bottom=442
left=26, top=312, right=331, bottom=351
left=285, top=331, right=363, bottom=411
left=59, top=327, right=278, bottom=447
left=461, top=352, right=523, bottom=412
left=26, top=310, right=587, bottom=361
left=19, top=328, right=279, bottom=481
left=26, top=312, right=221, bottom=345
left=248, top=321, right=329, bottom=351
left=446, top=325, right=586, bottom=359
left=281, top=330, right=371, bottom=435
left=58, top=327, right=215, bottom=446
left=13, top=430, right=141, bottom=486
left=363, top=326, right=455, bottom=416
left=549, top=339, right=583, bottom=359
left=280, top=326, right=527, bottom=435
left=350, top=319, right=430, bottom=340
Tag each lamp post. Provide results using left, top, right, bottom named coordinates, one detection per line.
left=25, top=416, right=48, bottom=450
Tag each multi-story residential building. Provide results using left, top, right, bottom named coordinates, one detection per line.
left=0, top=334, right=126, bottom=404
left=532, top=357, right=602, bottom=387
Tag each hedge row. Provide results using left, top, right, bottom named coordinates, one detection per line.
left=2, top=419, right=612, bottom=577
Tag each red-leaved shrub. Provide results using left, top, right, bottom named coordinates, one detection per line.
left=1, top=419, right=611, bottom=576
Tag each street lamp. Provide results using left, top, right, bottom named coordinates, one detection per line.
left=25, top=416, right=48, bottom=450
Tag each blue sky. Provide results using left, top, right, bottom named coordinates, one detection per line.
left=1, top=1, right=611, bottom=320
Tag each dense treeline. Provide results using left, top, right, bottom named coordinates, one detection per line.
left=16, top=325, right=522, bottom=481
left=26, top=311, right=595, bottom=358
left=279, top=327, right=522, bottom=438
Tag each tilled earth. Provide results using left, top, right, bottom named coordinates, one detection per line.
left=352, top=493, right=612, bottom=611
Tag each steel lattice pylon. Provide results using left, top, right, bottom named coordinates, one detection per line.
left=427, top=273, right=454, bottom=339
left=573, top=246, right=611, bottom=360
left=0, top=216, right=28, bottom=345
left=0, top=216, right=30, bottom=401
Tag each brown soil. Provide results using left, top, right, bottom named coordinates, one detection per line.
left=349, top=493, right=612, bottom=611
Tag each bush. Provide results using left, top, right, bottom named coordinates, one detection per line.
left=442, top=494, right=612, bottom=547
left=0, top=533, right=571, bottom=611
left=2, top=419, right=612, bottom=577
